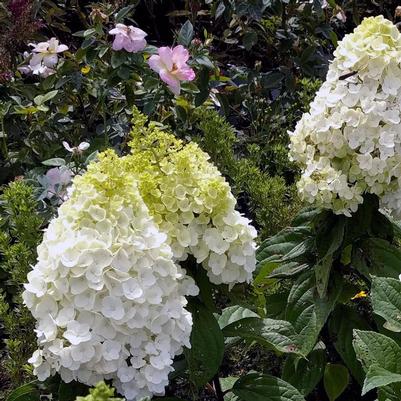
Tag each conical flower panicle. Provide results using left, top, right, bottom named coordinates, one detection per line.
left=289, top=16, right=401, bottom=216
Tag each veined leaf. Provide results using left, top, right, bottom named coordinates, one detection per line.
left=371, top=276, right=401, bottom=332
left=223, top=317, right=302, bottom=355
left=218, top=306, right=259, bottom=329
left=362, top=365, right=401, bottom=395
left=232, top=373, right=306, bottom=401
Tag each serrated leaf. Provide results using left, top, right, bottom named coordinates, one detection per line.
left=286, top=273, right=342, bottom=355
left=372, top=276, right=401, bottom=332
left=232, top=373, right=306, bottom=401
left=324, top=364, right=349, bottom=401
left=362, top=365, right=401, bottom=395
left=353, top=330, right=401, bottom=375
left=223, top=317, right=302, bottom=355
left=186, top=303, right=224, bottom=387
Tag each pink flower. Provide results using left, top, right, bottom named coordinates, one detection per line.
left=109, top=24, right=147, bottom=53
left=45, top=167, right=72, bottom=201
left=148, top=45, right=196, bottom=95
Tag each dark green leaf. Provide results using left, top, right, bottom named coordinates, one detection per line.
left=111, top=51, right=128, bottom=69
left=186, top=303, right=224, bottom=387
left=233, top=373, right=306, bottom=401
left=282, top=346, right=326, bottom=396
left=328, top=306, right=369, bottom=384
left=324, top=364, right=349, bottom=401
left=359, top=238, right=401, bottom=279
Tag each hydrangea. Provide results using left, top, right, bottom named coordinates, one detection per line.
left=23, top=150, right=198, bottom=400
left=125, top=111, right=257, bottom=285
left=289, top=16, right=401, bottom=217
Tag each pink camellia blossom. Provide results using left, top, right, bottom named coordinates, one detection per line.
left=148, top=45, right=196, bottom=95
left=109, top=23, right=147, bottom=53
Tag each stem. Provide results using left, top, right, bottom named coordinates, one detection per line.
left=1, top=115, right=8, bottom=160
left=213, top=374, right=224, bottom=401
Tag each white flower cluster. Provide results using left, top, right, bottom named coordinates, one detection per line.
left=127, top=124, right=257, bottom=286
left=289, top=16, right=401, bottom=216
left=19, top=38, right=68, bottom=77
left=23, top=151, right=198, bottom=401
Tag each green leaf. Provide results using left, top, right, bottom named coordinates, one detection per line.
left=186, top=302, right=224, bottom=387
left=268, top=262, right=310, bottom=279
left=286, top=273, right=341, bottom=355
left=282, top=346, right=326, bottom=396
left=7, top=382, right=39, bottom=401
left=362, top=365, right=401, bottom=395
left=177, top=20, right=194, bottom=47
left=256, top=226, right=312, bottom=266
left=353, top=330, right=401, bottom=374
left=316, top=215, right=345, bottom=259
left=34, top=89, right=59, bottom=105
left=232, top=373, right=306, bottom=401
left=218, top=306, right=259, bottom=329
left=115, top=4, right=137, bottom=22
left=223, top=317, right=302, bottom=355
left=328, top=306, right=369, bottom=385
left=372, top=276, right=401, bottom=332
left=314, top=254, right=332, bottom=298
left=58, top=381, right=89, bottom=401
left=359, top=238, right=401, bottom=279
left=324, top=364, right=349, bottom=401
left=111, top=51, right=127, bottom=68
left=242, top=30, right=258, bottom=50
left=42, top=158, right=66, bottom=167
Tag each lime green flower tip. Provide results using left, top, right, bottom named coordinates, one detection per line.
left=75, top=381, right=124, bottom=401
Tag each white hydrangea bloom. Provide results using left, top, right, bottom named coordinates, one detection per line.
left=23, top=151, right=198, bottom=401
left=289, top=16, right=401, bottom=217
left=127, top=120, right=257, bottom=286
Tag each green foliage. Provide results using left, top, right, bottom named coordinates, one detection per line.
left=193, top=107, right=300, bottom=237
left=0, top=180, right=43, bottom=395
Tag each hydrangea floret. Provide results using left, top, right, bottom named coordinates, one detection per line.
left=125, top=110, right=257, bottom=285
left=23, top=150, right=198, bottom=400
left=289, top=16, right=401, bottom=217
